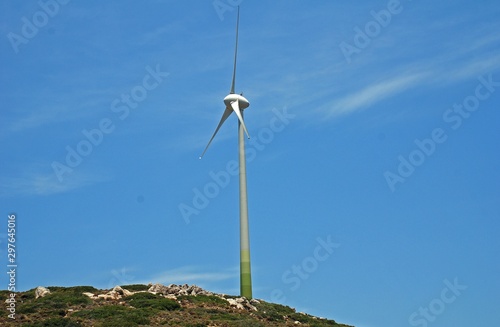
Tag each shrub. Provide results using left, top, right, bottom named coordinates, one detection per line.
left=0, top=290, right=10, bottom=299
left=17, top=303, right=39, bottom=315
left=254, top=302, right=295, bottom=322
left=20, top=317, right=80, bottom=327
left=17, top=291, right=90, bottom=317
left=125, top=292, right=180, bottom=311
left=178, top=294, right=228, bottom=307
left=38, top=291, right=91, bottom=307
left=120, top=284, right=150, bottom=291
left=72, top=305, right=150, bottom=325
left=47, top=286, right=98, bottom=294
left=20, top=290, right=36, bottom=301
left=232, top=320, right=266, bottom=327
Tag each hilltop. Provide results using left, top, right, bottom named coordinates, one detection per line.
left=0, top=283, right=354, bottom=327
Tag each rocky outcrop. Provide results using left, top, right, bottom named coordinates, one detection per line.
left=147, top=284, right=258, bottom=311
left=36, top=283, right=261, bottom=312
left=111, top=285, right=134, bottom=297
left=226, top=297, right=259, bottom=311
left=148, top=283, right=214, bottom=297
left=83, top=286, right=134, bottom=300
left=35, top=286, right=50, bottom=299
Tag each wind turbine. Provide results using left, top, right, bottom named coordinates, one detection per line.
left=199, top=6, right=253, bottom=299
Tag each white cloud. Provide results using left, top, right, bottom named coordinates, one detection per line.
left=8, top=106, right=69, bottom=132
left=0, top=169, right=109, bottom=197
left=316, top=46, right=500, bottom=120
left=439, top=53, right=500, bottom=83
left=323, top=72, right=428, bottom=118
left=136, top=266, right=238, bottom=286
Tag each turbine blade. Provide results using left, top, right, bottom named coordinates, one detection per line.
left=231, top=100, right=250, bottom=139
left=199, top=107, right=233, bottom=159
left=230, top=6, right=240, bottom=94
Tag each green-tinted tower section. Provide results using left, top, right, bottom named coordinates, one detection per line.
left=238, top=116, right=252, bottom=299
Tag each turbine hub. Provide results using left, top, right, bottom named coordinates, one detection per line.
left=224, top=94, right=250, bottom=110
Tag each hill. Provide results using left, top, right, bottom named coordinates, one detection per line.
left=0, top=284, right=354, bottom=327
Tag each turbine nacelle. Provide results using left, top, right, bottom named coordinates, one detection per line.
left=224, top=93, right=250, bottom=110
left=199, top=93, right=251, bottom=159
left=199, top=5, right=250, bottom=160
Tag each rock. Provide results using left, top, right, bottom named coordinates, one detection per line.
left=227, top=298, right=245, bottom=310
left=226, top=297, right=257, bottom=311
left=112, top=286, right=133, bottom=297
left=247, top=302, right=258, bottom=311
left=148, top=283, right=169, bottom=294
left=149, top=284, right=258, bottom=310
left=147, top=283, right=213, bottom=297
left=77, top=282, right=261, bottom=312
left=97, top=291, right=121, bottom=301
left=35, top=286, right=50, bottom=299
left=83, top=288, right=135, bottom=300
left=94, top=286, right=133, bottom=301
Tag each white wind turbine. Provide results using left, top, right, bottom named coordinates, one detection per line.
left=199, top=6, right=253, bottom=299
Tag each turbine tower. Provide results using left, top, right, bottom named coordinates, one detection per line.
left=199, top=6, right=253, bottom=299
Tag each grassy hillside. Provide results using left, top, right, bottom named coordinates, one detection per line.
left=0, top=284, right=354, bottom=327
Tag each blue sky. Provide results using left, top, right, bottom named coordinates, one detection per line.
left=1, top=1, right=499, bottom=326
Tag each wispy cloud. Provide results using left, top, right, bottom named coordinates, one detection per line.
left=0, top=168, right=109, bottom=197
left=316, top=43, right=500, bottom=121
left=136, top=266, right=238, bottom=286
left=438, top=53, right=500, bottom=83
left=4, top=86, right=120, bottom=134
left=322, top=72, right=429, bottom=118
left=7, top=105, right=73, bottom=133
left=306, top=13, right=500, bottom=121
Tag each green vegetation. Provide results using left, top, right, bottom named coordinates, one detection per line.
left=0, top=285, right=354, bottom=327
left=16, top=286, right=92, bottom=320
left=73, top=305, right=151, bottom=327
left=124, top=292, right=181, bottom=310
left=178, top=294, right=229, bottom=307
left=120, top=284, right=150, bottom=291
left=254, top=301, right=296, bottom=322
left=21, top=317, right=80, bottom=327
left=252, top=302, right=344, bottom=326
